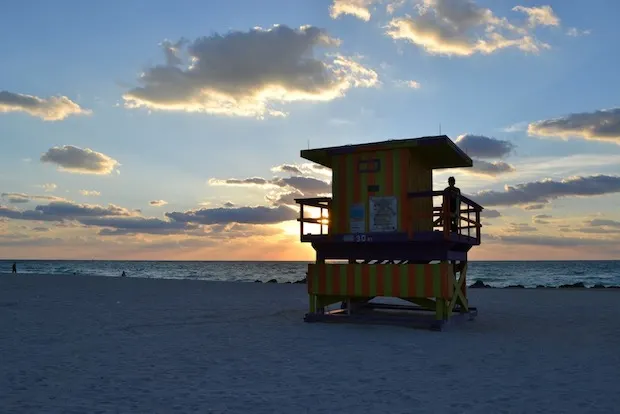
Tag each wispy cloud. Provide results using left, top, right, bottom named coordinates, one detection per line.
left=566, top=27, right=591, bottom=37
left=473, top=175, right=620, bottom=207
left=36, top=183, right=58, bottom=192
left=0, top=90, right=91, bottom=121
left=80, top=190, right=101, bottom=197
left=505, top=222, right=538, bottom=233
left=528, top=108, right=620, bottom=145
left=532, top=214, right=552, bottom=224
left=330, top=0, right=376, bottom=21
left=512, top=6, right=560, bottom=28
left=166, top=205, right=297, bottom=225
left=1, top=193, right=66, bottom=204
left=394, top=79, right=421, bottom=89
left=501, top=121, right=528, bottom=133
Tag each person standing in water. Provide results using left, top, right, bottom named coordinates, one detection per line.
left=12, top=262, right=17, bottom=273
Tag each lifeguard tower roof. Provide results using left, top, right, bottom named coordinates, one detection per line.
left=301, top=135, right=472, bottom=170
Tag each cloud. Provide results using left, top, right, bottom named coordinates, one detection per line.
left=329, top=0, right=409, bottom=20
left=566, top=28, right=591, bottom=37
left=469, top=159, right=515, bottom=177
left=166, top=205, right=297, bottom=225
left=528, top=108, right=620, bottom=145
left=36, top=183, right=57, bottom=192
left=523, top=204, right=545, bottom=210
left=451, top=135, right=517, bottom=177
left=558, top=218, right=620, bottom=235
left=473, top=175, right=620, bottom=207
left=481, top=209, right=501, bottom=218
left=81, top=217, right=198, bottom=236
left=573, top=227, right=620, bottom=235
left=0, top=90, right=91, bottom=121
left=1, top=193, right=66, bottom=204
left=123, top=25, right=378, bottom=118
left=34, top=201, right=135, bottom=218
left=274, top=176, right=331, bottom=194
left=150, top=200, right=168, bottom=207
left=0, top=236, right=63, bottom=247
left=330, top=0, right=376, bottom=21
left=0, top=200, right=197, bottom=236
left=532, top=214, right=552, bottom=224
left=209, top=177, right=274, bottom=187
left=455, top=134, right=515, bottom=158
left=488, top=234, right=614, bottom=247
left=80, top=190, right=101, bottom=197
left=210, top=162, right=334, bottom=209
left=265, top=191, right=304, bottom=206
left=512, top=6, right=559, bottom=28
left=502, top=121, right=528, bottom=133
left=588, top=219, right=620, bottom=228
left=270, top=163, right=331, bottom=177
left=395, top=79, right=421, bottom=89
left=209, top=175, right=331, bottom=194
left=271, top=164, right=304, bottom=175
left=385, top=0, right=551, bottom=56
left=0, top=205, right=64, bottom=222
left=506, top=223, right=537, bottom=233
left=40, top=145, right=120, bottom=175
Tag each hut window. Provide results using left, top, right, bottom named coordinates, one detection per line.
left=358, top=158, right=381, bottom=173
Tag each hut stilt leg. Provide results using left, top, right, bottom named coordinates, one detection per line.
left=448, top=261, right=469, bottom=315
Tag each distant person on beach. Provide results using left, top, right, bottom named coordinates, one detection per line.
left=12, top=262, right=17, bottom=273
left=444, top=176, right=460, bottom=233
left=121, top=271, right=126, bottom=277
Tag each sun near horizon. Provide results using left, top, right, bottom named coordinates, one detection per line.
left=1, top=0, right=620, bottom=261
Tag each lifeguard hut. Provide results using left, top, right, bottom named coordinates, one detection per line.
left=295, top=135, right=484, bottom=330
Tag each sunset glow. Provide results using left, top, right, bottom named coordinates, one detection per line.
left=2, top=0, right=620, bottom=260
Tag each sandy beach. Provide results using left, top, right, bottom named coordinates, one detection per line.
left=1, top=274, right=619, bottom=414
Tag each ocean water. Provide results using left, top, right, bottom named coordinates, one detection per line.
left=1, top=260, right=619, bottom=288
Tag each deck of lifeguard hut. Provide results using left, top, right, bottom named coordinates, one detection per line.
left=295, top=135, right=483, bottom=264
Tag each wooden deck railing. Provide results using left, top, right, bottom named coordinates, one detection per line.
left=408, top=190, right=483, bottom=243
left=295, top=191, right=483, bottom=242
left=294, top=197, right=331, bottom=237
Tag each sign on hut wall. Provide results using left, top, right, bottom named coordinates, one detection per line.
left=349, top=203, right=366, bottom=233
left=369, top=196, right=398, bottom=232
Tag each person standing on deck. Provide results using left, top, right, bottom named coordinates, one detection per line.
left=444, top=177, right=460, bottom=233
left=12, top=262, right=17, bottom=273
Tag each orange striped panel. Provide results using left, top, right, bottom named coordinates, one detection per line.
left=307, top=263, right=454, bottom=299
left=399, top=150, right=411, bottom=237
left=385, top=151, right=394, bottom=196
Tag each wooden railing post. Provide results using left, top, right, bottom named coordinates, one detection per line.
left=443, top=191, right=450, bottom=239
left=476, top=209, right=481, bottom=244
left=300, top=204, right=304, bottom=238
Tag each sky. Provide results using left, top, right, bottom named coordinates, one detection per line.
left=1, top=0, right=620, bottom=261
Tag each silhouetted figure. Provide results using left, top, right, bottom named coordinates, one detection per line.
left=121, top=271, right=126, bottom=277
left=444, top=176, right=460, bottom=233
left=12, top=262, right=17, bottom=273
